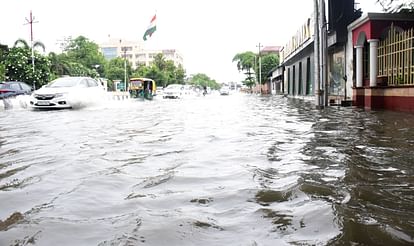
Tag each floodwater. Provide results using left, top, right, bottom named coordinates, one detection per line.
left=0, top=93, right=413, bottom=246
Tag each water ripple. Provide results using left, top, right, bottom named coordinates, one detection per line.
left=0, top=94, right=413, bottom=245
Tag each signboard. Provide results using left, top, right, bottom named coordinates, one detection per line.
left=116, top=81, right=125, bottom=91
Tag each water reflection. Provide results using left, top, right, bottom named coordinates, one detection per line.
left=0, top=94, right=413, bottom=245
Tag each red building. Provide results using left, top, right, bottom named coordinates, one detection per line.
left=349, top=13, right=414, bottom=112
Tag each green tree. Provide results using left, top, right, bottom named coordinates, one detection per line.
left=256, top=53, right=279, bottom=84
left=14, top=38, right=46, bottom=52
left=376, top=0, right=414, bottom=12
left=0, top=44, right=8, bottom=81
left=172, top=64, right=186, bottom=85
left=63, top=36, right=106, bottom=77
left=0, top=64, right=6, bottom=81
left=48, top=52, right=70, bottom=79
left=105, top=57, right=126, bottom=81
left=233, top=51, right=256, bottom=88
left=4, top=47, right=51, bottom=88
left=132, top=53, right=186, bottom=88
left=188, top=73, right=220, bottom=90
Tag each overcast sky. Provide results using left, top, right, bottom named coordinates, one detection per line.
left=1, top=0, right=382, bottom=82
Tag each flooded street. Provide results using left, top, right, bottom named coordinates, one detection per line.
left=0, top=93, right=413, bottom=245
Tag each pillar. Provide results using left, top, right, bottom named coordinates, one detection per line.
left=355, top=45, right=364, bottom=88
left=368, top=39, right=379, bottom=87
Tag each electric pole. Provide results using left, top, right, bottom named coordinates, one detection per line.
left=256, top=42, right=263, bottom=94
left=119, top=39, right=127, bottom=92
left=24, top=11, right=38, bottom=89
left=314, top=0, right=321, bottom=107
left=320, top=0, right=328, bottom=106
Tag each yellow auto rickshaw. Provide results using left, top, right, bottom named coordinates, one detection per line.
left=129, top=78, right=156, bottom=100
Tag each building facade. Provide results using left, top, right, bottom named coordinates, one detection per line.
left=100, top=39, right=184, bottom=69
left=280, top=14, right=316, bottom=100
left=347, top=13, right=414, bottom=111
left=279, top=0, right=361, bottom=105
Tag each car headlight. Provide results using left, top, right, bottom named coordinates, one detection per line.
left=55, top=93, right=68, bottom=98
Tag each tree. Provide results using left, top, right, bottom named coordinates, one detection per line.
left=48, top=52, right=70, bottom=79
left=188, top=73, right=220, bottom=90
left=4, top=47, right=51, bottom=88
left=132, top=53, right=186, bottom=87
left=63, top=36, right=107, bottom=77
left=233, top=52, right=256, bottom=88
left=105, top=57, right=128, bottom=81
left=0, top=44, right=8, bottom=81
left=256, top=53, right=279, bottom=84
left=13, top=38, right=46, bottom=53
left=0, top=63, right=5, bottom=81
left=376, top=0, right=414, bottom=12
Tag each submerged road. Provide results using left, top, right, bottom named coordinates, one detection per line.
left=0, top=93, right=413, bottom=245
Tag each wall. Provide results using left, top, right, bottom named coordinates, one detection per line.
left=353, top=87, right=414, bottom=112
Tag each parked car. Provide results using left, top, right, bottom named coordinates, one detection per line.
left=29, top=76, right=105, bottom=109
left=0, top=81, right=33, bottom=99
left=163, top=84, right=184, bottom=99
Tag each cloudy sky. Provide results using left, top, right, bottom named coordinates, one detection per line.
left=1, top=0, right=382, bottom=82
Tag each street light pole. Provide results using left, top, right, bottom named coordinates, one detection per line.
left=119, top=39, right=127, bottom=92
left=124, top=51, right=127, bottom=92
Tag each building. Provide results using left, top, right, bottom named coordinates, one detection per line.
left=278, top=0, right=414, bottom=112
left=261, top=46, right=282, bottom=94
left=100, top=39, right=184, bottom=69
left=278, top=0, right=361, bottom=105
left=270, top=65, right=284, bottom=95
left=347, top=12, right=414, bottom=111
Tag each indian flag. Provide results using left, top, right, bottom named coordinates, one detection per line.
left=143, top=14, right=157, bottom=41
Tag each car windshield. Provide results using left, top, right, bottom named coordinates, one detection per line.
left=47, top=77, right=80, bottom=88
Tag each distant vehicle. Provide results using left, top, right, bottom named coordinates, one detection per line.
left=219, top=85, right=230, bottom=95
left=129, top=77, right=156, bottom=100
left=0, top=81, right=33, bottom=99
left=163, top=84, right=184, bottom=99
left=182, top=84, right=197, bottom=97
left=29, top=76, right=105, bottom=109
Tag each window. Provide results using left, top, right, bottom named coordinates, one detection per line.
left=10, top=83, right=21, bottom=90
left=287, top=68, right=291, bottom=94
left=292, top=65, right=296, bottom=95
left=298, top=62, right=303, bottom=95
left=136, top=54, right=146, bottom=59
left=87, top=79, right=99, bottom=87
left=21, top=83, right=32, bottom=91
left=79, top=80, right=88, bottom=87
left=306, top=57, right=312, bottom=95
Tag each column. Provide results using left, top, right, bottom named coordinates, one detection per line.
left=355, top=45, right=364, bottom=88
left=368, top=39, right=379, bottom=87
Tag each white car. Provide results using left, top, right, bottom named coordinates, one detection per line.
left=29, top=76, right=105, bottom=109
left=219, top=86, right=230, bottom=95
left=163, top=84, right=184, bottom=99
